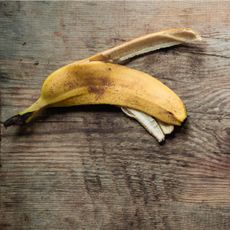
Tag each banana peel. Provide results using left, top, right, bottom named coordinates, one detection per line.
left=4, top=28, right=201, bottom=142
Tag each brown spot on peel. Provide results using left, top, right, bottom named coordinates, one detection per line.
left=85, top=76, right=113, bottom=100
left=87, top=85, right=105, bottom=99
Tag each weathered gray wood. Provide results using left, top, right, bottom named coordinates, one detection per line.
left=1, top=1, right=230, bottom=229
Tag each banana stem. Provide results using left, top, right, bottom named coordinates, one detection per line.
left=3, top=112, right=33, bottom=128
left=4, top=98, right=45, bottom=127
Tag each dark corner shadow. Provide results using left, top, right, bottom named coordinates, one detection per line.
left=10, top=105, right=121, bottom=136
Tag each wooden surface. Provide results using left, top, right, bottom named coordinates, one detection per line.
left=1, top=1, right=230, bottom=229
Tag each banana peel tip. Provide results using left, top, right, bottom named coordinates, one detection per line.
left=3, top=113, right=33, bottom=128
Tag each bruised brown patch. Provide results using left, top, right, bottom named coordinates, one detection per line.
left=85, top=76, right=113, bottom=100
left=87, top=85, right=105, bottom=99
left=54, top=71, right=114, bottom=100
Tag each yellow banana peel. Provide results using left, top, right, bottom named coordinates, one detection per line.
left=4, top=28, right=201, bottom=142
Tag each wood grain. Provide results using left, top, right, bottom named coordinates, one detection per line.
left=1, top=1, right=230, bottom=229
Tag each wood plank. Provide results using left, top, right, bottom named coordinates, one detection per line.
left=1, top=1, right=230, bottom=229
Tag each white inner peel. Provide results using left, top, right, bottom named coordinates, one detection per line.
left=157, top=120, right=174, bottom=134
left=121, top=107, right=165, bottom=142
